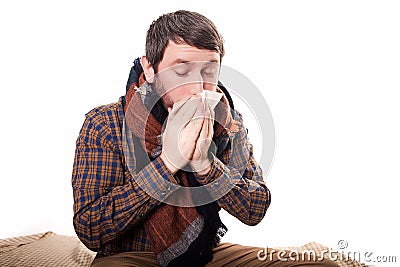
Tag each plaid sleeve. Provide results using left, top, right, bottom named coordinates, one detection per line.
left=72, top=107, right=178, bottom=251
left=194, top=111, right=271, bottom=226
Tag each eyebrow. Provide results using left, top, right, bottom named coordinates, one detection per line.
left=170, top=58, right=219, bottom=66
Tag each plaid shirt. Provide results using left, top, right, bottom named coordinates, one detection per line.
left=72, top=96, right=271, bottom=257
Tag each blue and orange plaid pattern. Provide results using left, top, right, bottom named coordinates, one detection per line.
left=72, top=97, right=271, bottom=257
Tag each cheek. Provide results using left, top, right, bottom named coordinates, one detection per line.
left=203, top=82, right=217, bottom=91
left=167, top=85, right=192, bottom=102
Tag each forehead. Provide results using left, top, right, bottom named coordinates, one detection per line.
left=159, top=40, right=220, bottom=69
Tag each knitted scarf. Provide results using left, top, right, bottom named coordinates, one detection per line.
left=122, top=59, right=236, bottom=266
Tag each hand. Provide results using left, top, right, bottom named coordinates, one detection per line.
left=160, top=95, right=206, bottom=173
left=190, top=100, right=215, bottom=174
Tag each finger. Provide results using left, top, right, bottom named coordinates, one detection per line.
left=168, top=94, right=199, bottom=118
left=174, top=94, right=201, bottom=113
left=207, top=101, right=215, bottom=121
left=200, top=118, right=213, bottom=159
left=199, top=113, right=209, bottom=141
left=175, top=97, right=202, bottom=124
left=187, top=99, right=206, bottom=131
left=180, top=102, right=205, bottom=153
left=168, top=98, right=199, bottom=129
left=192, top=117, right=208, bottom=160
left=207, top=109, right=214, bottom=139
left=198, top=104, right=213, bottom=141
left=203, top=102, right=214, bottom=135
left=188, top=114, right=205, bottom=141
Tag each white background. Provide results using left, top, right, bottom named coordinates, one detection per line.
left=1, top=1, right=399, bottom=266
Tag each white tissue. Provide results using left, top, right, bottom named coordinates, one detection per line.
left=172, top=90, right=223, bottom=111
left=200, top=90, right=223, bottom=109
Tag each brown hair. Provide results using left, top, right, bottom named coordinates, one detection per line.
left=145, top=10, right=225, bottom=72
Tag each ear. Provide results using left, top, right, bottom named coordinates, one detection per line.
left=141, top=55, right=155, bottom=83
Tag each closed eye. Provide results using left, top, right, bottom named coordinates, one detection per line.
left=201, top=69, right=218, bottom=77
left=202, top=71, right=216, bottom=76
left=175, top=71, right=189, bottom=77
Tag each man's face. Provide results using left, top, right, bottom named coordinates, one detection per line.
left=153, top=40, right=221, bottom=109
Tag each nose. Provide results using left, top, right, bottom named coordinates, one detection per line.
left=190, top=74, right=204, bottom=95
left=190, top=84, right=203, bottom=95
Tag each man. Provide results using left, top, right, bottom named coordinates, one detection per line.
left=72, top=10, right=338, bottom=266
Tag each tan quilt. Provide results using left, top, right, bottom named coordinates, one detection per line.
left=0, top=232, right=368, bottom=266
left=0, top=232, right=95, bottom=266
